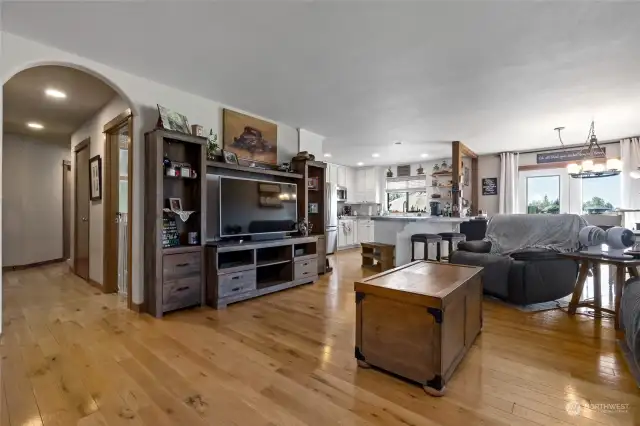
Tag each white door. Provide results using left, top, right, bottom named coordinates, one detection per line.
left=518, top=168, right=580, bottom=214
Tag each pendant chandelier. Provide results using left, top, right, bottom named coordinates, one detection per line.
left=555, top=121, right=622, bottom=179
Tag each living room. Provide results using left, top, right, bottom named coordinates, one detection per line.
left=2, top=1, right=640, bottom=425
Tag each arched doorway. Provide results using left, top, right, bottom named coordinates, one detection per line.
left=2, top=64, right=136, bottom=311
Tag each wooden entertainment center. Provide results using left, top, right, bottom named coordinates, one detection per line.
left=144, top=129, right=326, bottom=316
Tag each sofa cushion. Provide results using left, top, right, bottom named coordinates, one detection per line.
left=457, top=240, right=492, bottom=253
left=510, top=248, right=565, bottom=261
left=450, top=250, right=512, bottom=299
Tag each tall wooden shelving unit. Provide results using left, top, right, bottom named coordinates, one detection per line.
left=144, top=129, right=207, bottom=317
left=292, top=159, right=327, bottom=274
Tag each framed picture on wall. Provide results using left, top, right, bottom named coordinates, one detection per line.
left=89, top=155, right=102, bottom=201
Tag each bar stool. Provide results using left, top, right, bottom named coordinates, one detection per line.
left=410, top=234, right=442, bottom=261
left=436, top=232, right=467, bottom=262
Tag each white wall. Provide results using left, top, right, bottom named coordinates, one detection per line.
left=298, top=128, right=324, bottom=159
left=2, top=133, right=70, bottom=267
left=0, top=31, right=306, bottom=312
left=70, top=95, right=129, bottom=284
left=476, top=155, right=500, bottom=216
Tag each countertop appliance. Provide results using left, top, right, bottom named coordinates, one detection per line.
left=326, top=182, right=338, bottom=254
left=430, top=200, right=442, bottom=217
left=337, top=186, right=347, bottom=202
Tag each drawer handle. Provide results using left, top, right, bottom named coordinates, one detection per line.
left=302, top=272, right=309, bottom=275
left=231, top=276, right=241, bottom=280
left=176, top=286, right=189, bottom=292
left=176, top=263, right=189, bottom=267
left=231, top=287, right=241, bottom=292
left=303, top=262, right=308, bottom=266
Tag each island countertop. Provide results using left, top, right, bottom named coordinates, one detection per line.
left=371, top=216, right=469, bottom=222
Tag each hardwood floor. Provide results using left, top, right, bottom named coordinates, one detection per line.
left=1, top=251, right=639, bottom=425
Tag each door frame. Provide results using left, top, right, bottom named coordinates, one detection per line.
left=62, top=160, right=71, bottom=260
left=103, top=109, right=133, bottom=309
left=73, top=138, right=91, bottom=279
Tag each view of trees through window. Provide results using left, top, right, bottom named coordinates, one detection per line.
left=387, top=192, right=428, bottom=212
left=526, top=175, right=560, bottom=214
left=582, top=174, right=620, bottom=213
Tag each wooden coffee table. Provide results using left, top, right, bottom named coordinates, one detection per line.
left=561, top=252, right=640, bottom=329
left=354, top=261, right=483, bottom=396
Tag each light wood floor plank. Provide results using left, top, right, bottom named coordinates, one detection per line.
left=2, top=254, right=639, bottom=425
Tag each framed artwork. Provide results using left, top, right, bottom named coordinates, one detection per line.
left=89, top=155, right=102, bottom=201
left=223, top=108, right=278, bottom=165
left=169, top=197, right=183, bottom=212
left=222, top=150, right=239, bottom=164
left=157, top=104, right=190, bottom=134
left=308, top=177, right=319, bottom=190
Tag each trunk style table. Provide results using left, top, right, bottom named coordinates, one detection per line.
left=354, top=261, right=483, bottom=396
left=561, top=252, right=640, bottom=329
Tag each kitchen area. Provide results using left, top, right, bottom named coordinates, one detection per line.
left=323, top=141, right=481, bottom=266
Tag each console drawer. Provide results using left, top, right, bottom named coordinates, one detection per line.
left=294, top=258, right=317, bottom=280
left=219, top=269, right=256, bottom=298
left=164, top=252, right=201, bottom=279
left=163, top=276, right=201, bottom=311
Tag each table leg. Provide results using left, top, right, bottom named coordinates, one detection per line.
left=615, top=266, right=625, bottom=329
left=569, top=261, right=590, bottom=315
left=593, top=264, right=602, bottom=309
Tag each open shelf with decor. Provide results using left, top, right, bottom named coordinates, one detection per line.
left=144, top=129, right=207, bottom=317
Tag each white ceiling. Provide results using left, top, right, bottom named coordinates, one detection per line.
left=3, top=65, right=117, bottom=143
left=4, top=1, right=640, bottom=165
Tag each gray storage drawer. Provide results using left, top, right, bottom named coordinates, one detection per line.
left=219, top=269, right=257, bottom=298
left=163, top=251, right=201, bottom=279
left=163, top=275, right=201, bottom=311
left=294, top=258, right=317, bottom=280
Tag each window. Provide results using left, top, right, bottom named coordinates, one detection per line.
left=387, top=192, right=406, bottom=212
left=526, top=175, right=560, bottom=214
left=582, top=174, right=621, bottom=213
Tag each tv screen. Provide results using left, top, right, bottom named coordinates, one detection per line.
left=219, top=177, right=298, bottom=237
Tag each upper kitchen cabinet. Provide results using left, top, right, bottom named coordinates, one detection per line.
left=327, top=163, right=339, bottom=184
left=336, top=165, right=347, bottom=187
left=353, top=167, right=380, bottom=203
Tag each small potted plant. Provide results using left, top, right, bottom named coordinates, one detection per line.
left=386, top=167, right=393, bottom=178
left=206, top=130, right=220, bottom=160
left=417, top=164, right=424, bottom=175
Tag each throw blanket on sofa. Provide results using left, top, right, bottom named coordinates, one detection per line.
left=485, top=214, right=587, bottom=255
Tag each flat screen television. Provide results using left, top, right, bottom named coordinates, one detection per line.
left=219, top=176, right=298, bottom=237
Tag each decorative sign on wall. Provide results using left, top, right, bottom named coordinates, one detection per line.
left=536, top=147, right=606, bottom=164
left=482, top=178, right=498, bottom=196
left=397, top=164, right=411, bottom=177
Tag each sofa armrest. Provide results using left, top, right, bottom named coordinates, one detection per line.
left=509, top=248, right=567, bottom=261
left=457, top=240, right=492, bottom=253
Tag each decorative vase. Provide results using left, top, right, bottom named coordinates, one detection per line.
left=441, top=160, right=448, bottom=171
left=386, top=168, right=393, bottom=178
left=433, top=164, right=440, bottom=173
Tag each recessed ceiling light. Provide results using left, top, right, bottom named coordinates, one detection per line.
left=394, top=141, right=402, bottom=145
left=421, top=153, right=429, bottom=158
left=357, top=162, right=364, bottom=166
left=45, top=88, right=66, bottom=99
left=27, top=122, right=44, bottom=129
left=323, top=153, right=332, bottom=158
left=371, top=153, right=380, bottom=158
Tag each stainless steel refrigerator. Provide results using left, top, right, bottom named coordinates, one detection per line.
left=326, top=182, right=338, bottom=254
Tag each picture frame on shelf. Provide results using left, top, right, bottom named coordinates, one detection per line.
left=89, top=155, right=102, bottom=201
left=157, top=104, right=190, bottom=134
left=222, top=150, right=239, bottom=165
left=169, top=197, right=183, bottom=212
left=308, top=176, right=319, bottom=190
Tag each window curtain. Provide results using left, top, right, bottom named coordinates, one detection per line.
left=499, top=152, right=519, bottom=214
left=620, top=137, right=640, bottom=228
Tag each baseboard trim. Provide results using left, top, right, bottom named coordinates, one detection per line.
left=131, top=302, right=143, bottom=313
left=87, top=278, right=104, bottom=292
left=2, top=258, right=65, bottom=272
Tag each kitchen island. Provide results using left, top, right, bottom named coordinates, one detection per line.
left=371, top=216, right=469, bottom=266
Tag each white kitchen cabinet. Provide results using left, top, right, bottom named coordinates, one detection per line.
left=327, top=163, right=338, bottom=184
left=368, top=220, right=375, bottom=242
left=365, top=168, right=376, bottom=191
left=338, top=219, right=355, bottom=248
left=345, top=167, right=354, bottom=195
left=357, top=219, right=368, bottom=244
left=336, top=166, right=346, bottom=187
left=356, top=169, right=366, bottom=193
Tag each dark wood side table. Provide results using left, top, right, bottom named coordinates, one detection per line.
left=560, top=252, right=640, bottom=329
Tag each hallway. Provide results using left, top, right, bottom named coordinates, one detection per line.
left=1, top=254, right=639, bottom=425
